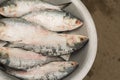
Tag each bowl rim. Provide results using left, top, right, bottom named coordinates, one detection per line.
left=71, top=0, right=98, bottom=80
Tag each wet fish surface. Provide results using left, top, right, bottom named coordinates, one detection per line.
left=0, top=18, right=88, bottom=56
left=0, top=0, right=70, bottom=17
left=0, top=47, right=62, bottom=70
left=23, top=10, right=83, bottom=32
left=0, top=69, right=20, bottom=80
left=6, top=61, right=78, bottom=80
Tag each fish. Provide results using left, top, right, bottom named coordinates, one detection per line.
left=0, top=0, right=71, bottom=17
left=0, top=18, right=88, bottom=56
left=23, top=10, right=83, bottom=32
left=6, top=43, right=74, bottom=61
left=0, top=40, right=70, bottom=61
left=6, top=61, right=78, bottom=80
left=0, top=47, right=62, bottom=70
left=7, top=34, right=88, bottom=56
left=0, top=70, right=20, bottom=80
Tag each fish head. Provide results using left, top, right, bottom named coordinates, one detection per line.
left=59, top=61, right=78, bottom=73
left=63, top=14, right=83, bottom=30
left=67, top=35, right=88, bottom=48
left=0, top=47, right=9, bottom=59
left=60, top=34, right=88, bottom=48
left=64, top=61, right=78, bottom=68
left=0, top=4, right=17, bottom=17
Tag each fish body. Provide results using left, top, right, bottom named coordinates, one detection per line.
left=7, top=61, right=78, bottom=80
left=0, top=18, right=88, bottom=56
left=0, top=70, right=19, bottom=80
left=23, top=10, right=83, bottom=32
left=0, top=0, right=69, bottom=17
left=0, top=47, right=62, bottom=70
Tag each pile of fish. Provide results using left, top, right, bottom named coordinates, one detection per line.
left=0, top=0, right=88, bottom=80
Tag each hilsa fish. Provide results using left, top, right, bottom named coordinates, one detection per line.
left=0, top=47, right=62, bottom=70
left=0, top=0, right=71, bottom=17
left=0, top=69, right=20, bottom=80
left=0, top=40, right=70, bottom=61
left=6, top=61, right=78, bottom=80
left=0, top=18, right=88, bottom=56
left=23, top=10, right=83, bottom=32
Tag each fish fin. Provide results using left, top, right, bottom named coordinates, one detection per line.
left=60, top=54, right=71, bottom=61
left=58, top=2, right=72, bottom=10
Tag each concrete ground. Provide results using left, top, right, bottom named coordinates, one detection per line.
left=81, top=0, right=120, bottom=80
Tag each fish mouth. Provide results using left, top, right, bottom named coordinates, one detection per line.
left=74, top=36, right=89, bottom=49
left=64, top=61, right=79, bottom=74
left=72, top=20, right=83, bottom=30
left=76, top=20, right=83, bottom=27
left=67, top=20, right=83, bottom=31
left=66, top=35, right=89, bottom=48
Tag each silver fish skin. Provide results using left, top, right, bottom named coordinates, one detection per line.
left=7, top=61, right=78, bottom=80
left=0, top=18, right=88, bottom=56
left=0, top=70, right=20, bottom=80
left=0, top=0, right=70, bottom=17
left=23, top=10, right=83, bottom=32
left=0, top=47, right=62, bottom=70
